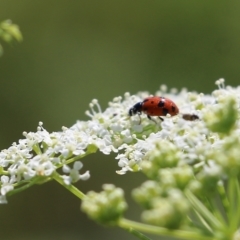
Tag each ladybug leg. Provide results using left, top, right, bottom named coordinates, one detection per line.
left=138, top=113, right=142, bottom=124
left=158, top=117, right=164, bottom=121
left=147, top=115, right=158, bottom=124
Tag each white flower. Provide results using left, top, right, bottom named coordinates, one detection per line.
left=62, top=161, right=90, bottom=185
left=0, top=175, right=14, bottom=195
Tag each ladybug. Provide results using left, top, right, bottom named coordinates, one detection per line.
left=129, top=96, right=179, bottom=122
left=129, top=96, right=199, bottom=123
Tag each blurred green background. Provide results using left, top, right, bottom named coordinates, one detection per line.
left=0, top=1, right=240, bottom=239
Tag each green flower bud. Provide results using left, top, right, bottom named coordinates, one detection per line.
left=196, top=160, right=222, bottom=195
left=141, top=189, right=189, bottom=229
left=204, top=95, right=238, bottom=134
left=132, top=181, right=162, bottom=209
left=158, top=168, right=176, bottom=189
left=81, top=184, right=127, bottom=225
left=188, top=180, right=202, bottom=197
left=172, top=165, right=194, bottom=189
left=0, top=20, right=22, bottom=42
left=157, top=165, right=194, bottom=190
left=142, top=140, right=180, bottom=179
left=211, top=134, right=240, bottom=176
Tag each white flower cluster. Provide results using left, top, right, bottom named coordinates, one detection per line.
left=0, top=79, right=239, bottom=204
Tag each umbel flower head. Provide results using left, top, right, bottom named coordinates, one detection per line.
left=2, top=79, right=240, bottom=239
left=0, top=79, right=239, bottom=204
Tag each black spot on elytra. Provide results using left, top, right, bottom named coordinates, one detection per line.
left=158, top=100, right=165, bottom=108
left=172, top=106, right=176, bottom=112
left=143, top=107, right=148, bottom=111
left=151, top=101, right=154, bottom=104
left=163, top=108, right=169, bottom=115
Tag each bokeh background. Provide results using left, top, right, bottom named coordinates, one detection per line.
left=0, top=1, right=240, bottom=239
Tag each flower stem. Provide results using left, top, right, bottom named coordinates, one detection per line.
left=123, top=227, right=152, bottom=240
left=56, top=146, right=97, bottom=169
left=52, top=172, right=85, bottom=200
left=7, top=177, right=42, bottom=196
left=185, top=190, right=223, bottom=231
left=217, top=181, right=229, bottom=218
left=118, top=218, right=215, bottom=240
left=227, top=175, right=240, bottom=234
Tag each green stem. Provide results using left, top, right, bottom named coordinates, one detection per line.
left=7, top=177, right=42, bottom=196
left=118, top=218, right=215, bottom=240
left=217, top=181, right=229, bottom=219
left=123, top=227, right=152, bottom=240
left=209, top=198, right=227, bottom=227
left=56, top=145, right=97, bottom=169
left=227, top=175, right=239, bottom=234
left=235, top=178, right=240, bottom=229
left=32, top=143, right=42, bottom=155
left=65, top=154, right=89, bottom=166
left=193, top=210, right=213, bottom=233
left=52, top=172, right=85, bottom=200
left=185, top=190, right=223, bottom=231
left=0, top=169, right=9, bottom=175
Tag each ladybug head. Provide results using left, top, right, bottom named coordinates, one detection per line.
left=128, top=102, right=142, bottom=116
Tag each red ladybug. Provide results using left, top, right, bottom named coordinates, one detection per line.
left=129, top=96, right=198, bottom=123
left=129, top=96, right=179, bottom=122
